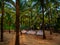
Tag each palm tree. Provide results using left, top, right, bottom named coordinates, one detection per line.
left=6, top=12, right=11, bottom=33
left=48, top=0, right=56, bottom=35
left=46, top=0, right=53, bottom=35
left=40, top=0, right=46, bottom=39
left=8, top=15, right=11, bottom=33
left=0, top=0, right=4, bottom=42
left=31, top=0, right=46, bottom=39
left=15, top=0, right=20, bottom=45
left=45, top=0, right=60, bottom=35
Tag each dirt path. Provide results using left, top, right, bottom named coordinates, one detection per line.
left=0, top=32, right=15, bottom=45
left=20, top=33, right=60, bottom=45
left=20, top=34, right=52, bottom=45
left=9, top=33, right=15, bottom=45
left=0, top=31, right=60, bottom=45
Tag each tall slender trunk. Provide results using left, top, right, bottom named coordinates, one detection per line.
left=41, top=0, right=46, bottom=39
left=30, top=9, right=32, bottom=29
left=29, top=14, right=30, bottom=29
left=0, top=0, right=4, bottom=42
left=15, top=0, right=20, bottom=45
left=9, top=22, right=11, bottom=33
left=50, top=9, right=52, bottom=35
left=48, top=11, right=50, bottom=31
left=55, top=6, right=58, bottom=23
left=46, top=0, right=52, bottom=35
left=42, top=7, right=46, bottom=39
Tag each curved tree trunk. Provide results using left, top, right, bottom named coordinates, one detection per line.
left=15, top=0, right=20, bottom=45
left=0, top=0, right=4, bottom=42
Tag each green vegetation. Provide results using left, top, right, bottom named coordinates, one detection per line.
left=0, top=0, right=60, bottom=30
left=0, top=0, right=60, bottom=41
left=0, top=0, right=60, bottom=45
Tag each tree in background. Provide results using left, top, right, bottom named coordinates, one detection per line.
left=40, top=0, right=46, bottom=39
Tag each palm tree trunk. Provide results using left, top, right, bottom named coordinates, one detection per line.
left=0, top=0, right=4, bottom=42
left=9, top=22, right=11, bottom=33
left=42, top=7, right=46, bottom=39
left=41, top=0, right=46, bottom=39
left=30, top=9, right=32, bottom=29
left=46, top=0, right=52, bottom=35
left=50, top=9, right=52, bottom=35
left=29, top=15, right=30, bottom=29
left=15, top=0, right=20, bottom=45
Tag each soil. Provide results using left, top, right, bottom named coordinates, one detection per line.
left=0, top=31, right=60, bottom=45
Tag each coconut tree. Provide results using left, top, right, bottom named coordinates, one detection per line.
left=45, top=0, right=52, bottom=35
left=45, top=0, right=60, bottom=35
left=40, top=0, right=46, bottom=39
left=6, top=12, right=11, bottom=33
left=0, top=0, right=4, bottom=42
left=30, top=0, right=46, bottom=39
left=15, top=0, right=20, bottom=45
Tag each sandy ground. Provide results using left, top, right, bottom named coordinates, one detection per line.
left=0, top=32, right=15, bottom=45
left=0, top=31, right=60, bottom=45
left=20, top=33, right=60, bottom=45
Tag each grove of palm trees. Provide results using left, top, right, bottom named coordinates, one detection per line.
left=0, top=0, right=60, bottom=45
